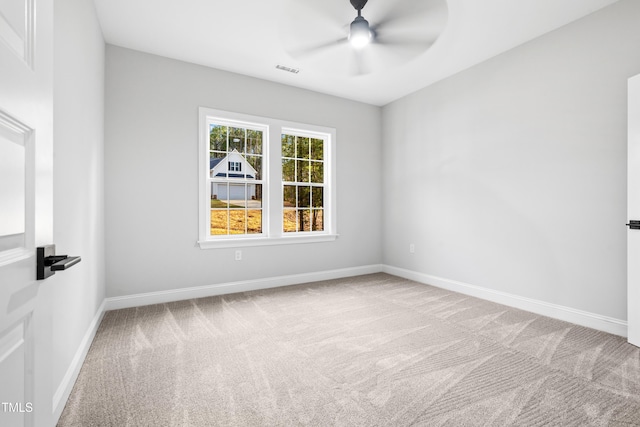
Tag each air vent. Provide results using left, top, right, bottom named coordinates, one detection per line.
left=276, top=64, right=300, bottom=74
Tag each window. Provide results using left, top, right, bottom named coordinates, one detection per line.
left=208, top=122, right=264, bottom=236
left=199, top=108, right=336, bottom=248
left=282, top=133, right=324, bottom=232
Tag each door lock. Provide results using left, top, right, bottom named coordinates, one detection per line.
left=626, top=220, right=640, bottom=230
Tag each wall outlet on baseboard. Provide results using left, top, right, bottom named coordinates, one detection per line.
left=235, top=250, right=242, bottom=261
left=409, top=244, right=415, bottom=254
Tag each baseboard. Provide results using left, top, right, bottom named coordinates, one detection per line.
left=52, top=299, right=106, bottom=420
left=104, top=264, right=384, bottom=311
left=382, top=265, right=628, bottom=337
left=104, top=264, right=627, bottom=336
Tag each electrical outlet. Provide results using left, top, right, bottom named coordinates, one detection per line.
left=235, top=250, right=242, bottom=261
left=409, top=243, right=415, bottom=254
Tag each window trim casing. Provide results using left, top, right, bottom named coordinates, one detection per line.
left=198, top=107, right=337, bottom=249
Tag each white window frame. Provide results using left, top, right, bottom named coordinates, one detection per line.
left=198, top=107, right=337, bottom=249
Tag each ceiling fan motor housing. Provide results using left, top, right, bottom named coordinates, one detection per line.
left=350, top=16, right=370, bottom=34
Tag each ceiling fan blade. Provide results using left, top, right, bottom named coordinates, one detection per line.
left=291, top=0, right=348, bottom=29
left=350, top=49, right=372, bottom=76
left=373, top=35, right=438, bottom=50
left=370, top=0, right=447, bottom=34
left=288, top=37, right=348, bottom=59
left=370, top=40, right=437, bottom=64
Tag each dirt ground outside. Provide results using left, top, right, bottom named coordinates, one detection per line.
left=210, top=209, right=323, bottom=235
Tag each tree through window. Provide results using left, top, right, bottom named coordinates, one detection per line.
left=282, top=133, right=325, bottom=232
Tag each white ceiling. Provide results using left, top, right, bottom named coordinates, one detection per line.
left=93, top=0, right=621, bottom=106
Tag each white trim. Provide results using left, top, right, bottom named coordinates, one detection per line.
left=0, top=110, right=33, bottom=259
left=382, top=265, right=628, bottom=337
left=0, top=321, right=24, bottom=364
left=52, top=300, right=106, bottom=420
left=0, top=9, right=23, bottom=59
left=198, top=233, right=338, bottom=249
left=0, top=247, right=31, bottom=267
left=102, top=265, right=628, bottom=334
left=0, top=0, right=33, bottom=67
left=105, top=264, right=383, bottom=311
left=628, top=73, right=640, bottom=347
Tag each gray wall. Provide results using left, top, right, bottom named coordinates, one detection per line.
left=382, top=0, right=640, bottom=320
left=52, top=0, right=105, bottom=404
left=104, top=46, right=382, bottom=297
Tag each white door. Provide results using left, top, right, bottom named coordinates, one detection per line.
left=628, top=74, right=640, bottom=348
left=0, top=0, right=55, bottom=426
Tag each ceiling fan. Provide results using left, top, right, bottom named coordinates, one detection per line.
left=280, top=0, right=449, bottom=76
left=348, top=0, right=374, bottom=48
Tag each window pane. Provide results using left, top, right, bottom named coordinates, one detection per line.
left=311, top=138, right=323, bottom=161
left=296, top=160, right=309, bottom=182
left=283, top=209, right=297, bottom=232
left=298, top=186, right=310, bottom=208
left=283, top=185, right=296, bottom=207
left=210, top=152, right=226, bottom=178
left=310, top=161, right=323, bottom=183
left=247, top=209, right=262, bottom=234
left=282, top=134, right=295, bottom=157
left=229, top=127, right=245, bottom=152
left=312, top=187, right=323, bottom=208
left=210, top=190, right=229, bottom=208
left=210, top=210, right=228, bottom=235
left=282, top=159, right=295, bottom=182
left=228, top=184, right=246, bottom=205
left=296, top=136, right=310, bottom=159
left=312, top=209, right=324, bottom=231
left=298, top=209, right=311, bottom=232
left=229, top=209, right=246, bottom=234
left=247, top=129, right=262, bottom=155
left=214, top=182, right=230, bottom=204
left=246, top=155, right=262, bottom=180
left=251, top=184, right=263, bottom=207
left=210, top=125, right=227, bottom=151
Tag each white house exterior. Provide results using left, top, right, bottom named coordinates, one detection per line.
left=210, top=149, right=258, bottom=200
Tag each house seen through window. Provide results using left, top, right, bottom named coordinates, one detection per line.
left=209, top=124, right=263, bottom=235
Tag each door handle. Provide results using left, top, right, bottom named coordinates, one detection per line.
left=37, top=245, right=81, bottom=280
left=48, top=255, right=81, bottom=271
left=627, top=220, right=640, bottom=229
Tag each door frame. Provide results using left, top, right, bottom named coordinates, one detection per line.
left=628, top=73, right=640, bottom=347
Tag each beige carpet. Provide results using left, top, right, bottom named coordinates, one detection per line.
left=58, top=273, right=640, bottom=426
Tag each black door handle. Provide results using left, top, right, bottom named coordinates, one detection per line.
left=627, top=220, right=640, bottom=229
left=37, top=245, right=82, bottom=280
left=51, top=256, right=81, bottom=271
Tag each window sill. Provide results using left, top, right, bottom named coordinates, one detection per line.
left=197, top=234, right=338, bottom=249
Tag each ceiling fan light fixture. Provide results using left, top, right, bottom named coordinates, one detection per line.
left=349, top=15, right=371, bottom=48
